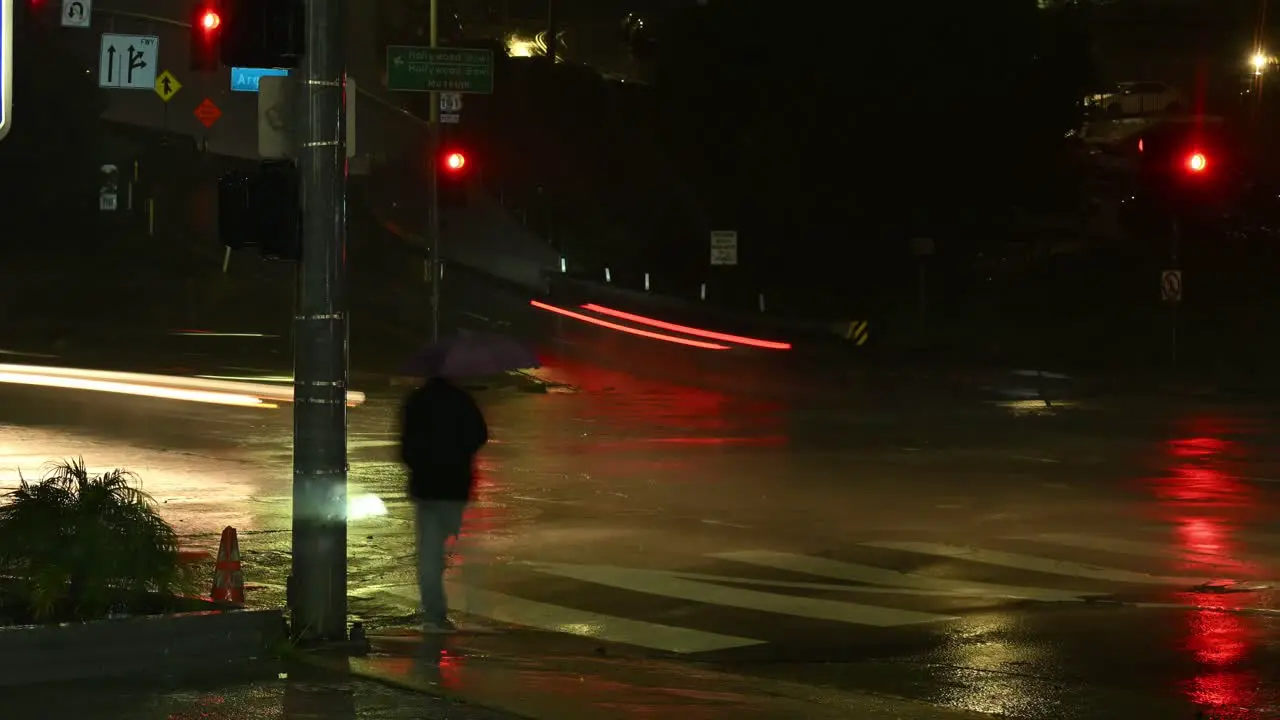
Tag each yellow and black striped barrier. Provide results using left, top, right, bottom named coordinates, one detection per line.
left=839, top=320, right=869, bottom=346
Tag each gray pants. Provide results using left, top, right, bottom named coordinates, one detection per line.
left=415, top=499, right=466, bottom=624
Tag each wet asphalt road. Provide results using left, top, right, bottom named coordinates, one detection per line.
left=1, top=349, right=1279, bottom=719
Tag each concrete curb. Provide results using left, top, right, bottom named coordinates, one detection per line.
left=0, top=606, right=286, bottom=687
left=292, top=649, right=537, bottom=720
left=294, top=641, right=1001, bottom=720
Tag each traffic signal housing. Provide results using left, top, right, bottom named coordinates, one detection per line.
left=220, top=0, right=305, bottom=69
left=190, top=4, right=223, bottom=72
left=1134, top=121, right=1242, bottom=210
left=437, top=148, right=472, bottom=209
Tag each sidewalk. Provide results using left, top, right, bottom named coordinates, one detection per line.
left=0, top=659, right=515, bottom=720
left=299, top=632, right=997, bottom=720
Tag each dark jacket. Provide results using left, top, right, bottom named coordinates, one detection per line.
left=400, top=378, right=489, bottom=501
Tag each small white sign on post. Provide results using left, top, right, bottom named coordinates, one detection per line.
left=710, top=230, right=738, bottom=266
left=439, top=92, right=462, bottom=112
left=61, top=0, right=92, bottom=28
left=1161, top=269, right=1182, bottom=303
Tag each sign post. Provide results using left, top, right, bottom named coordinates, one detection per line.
left=0, top=0, right=12, bottom=142
left=911, top=237, right=935, bottom=329
left=386, top=43, right=494, bottom=341
left=98, top=163, right=119, bottom=212
left=710, top=230, right=738, bottom=266
left=1161, top=269, right=1182, bottom=368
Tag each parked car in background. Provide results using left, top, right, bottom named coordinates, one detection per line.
left=1086, top=82, right=1186, bottom=116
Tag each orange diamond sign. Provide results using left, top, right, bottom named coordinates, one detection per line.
left=194, top=98, right=222, bottom=128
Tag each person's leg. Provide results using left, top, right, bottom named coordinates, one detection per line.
left=436, top=500, right=468, bottom=618
left=415, top=500, right=450, bottom=629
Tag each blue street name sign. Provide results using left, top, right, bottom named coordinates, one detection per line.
left=230, top=67, right=289, bottom=93
left=1, top=0, right=12, bottom=141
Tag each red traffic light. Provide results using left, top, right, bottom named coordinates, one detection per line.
left=443, top=151, right=467, bottom=172
left=200, top=9, right=221, bottom=31
left=1186, top=151, right=1207, bottom=173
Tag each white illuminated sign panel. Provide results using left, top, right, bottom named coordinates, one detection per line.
left=1, top=0, right=12, bottom=141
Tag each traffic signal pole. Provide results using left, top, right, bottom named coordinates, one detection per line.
left=427, top=0, right=442, bottom=341
left=290, top=0, right=350, bottom=641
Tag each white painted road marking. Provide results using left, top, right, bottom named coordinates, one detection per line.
left=1018, top=533, right=1257, bottom=566
left=1018, top=533, right=1278, bottom=584
left=526, top=562, right=956, bottom=627
left=862, top=541, right=1192, bottom=585
left=381, top=581, right=762, bottom=653
left=711, top=550, right=1101, bottom=601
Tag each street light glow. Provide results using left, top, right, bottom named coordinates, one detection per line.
left=1252, top=51, right=1270, bottom=74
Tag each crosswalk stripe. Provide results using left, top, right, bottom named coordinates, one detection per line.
left=861, top=541, right=1191, bottom=585
left=384, top=581, right=764, bottom=653
left=527, top=562, right=956, bottom=627
left=1016, top=533, right=1262, bottom=568
left=710, top=550, right=1101, bottom=601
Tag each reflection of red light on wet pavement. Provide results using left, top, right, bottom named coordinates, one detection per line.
left=1180, top=609, right=1261, bottom=712
left=1144, top=423, right=1268, bottom=585
left=1158, top=466, right=1257, bottom=508
left=534, top=354, right=786, bottom=441
left=1170, top=436, right=1230, bottom=458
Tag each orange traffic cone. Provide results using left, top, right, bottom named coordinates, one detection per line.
left=211, top=526, right=245, bottom=605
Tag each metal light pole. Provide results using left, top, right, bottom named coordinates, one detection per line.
left=545, top=0, right=557, bottom=64
left=427, top=0, right=442, bottom=341
left=289, top=0, right=350, bottom=642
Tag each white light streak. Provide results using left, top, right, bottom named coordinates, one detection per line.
left=0, top=364, right=366, bottom=407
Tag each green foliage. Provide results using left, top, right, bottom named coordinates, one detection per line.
left=0, top=459, right=197, bottom=621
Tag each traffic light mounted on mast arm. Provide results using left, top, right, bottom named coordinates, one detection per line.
left=220, top=0, right=305, bottom=69
left=189, top=4, right=222, bottom=72
left=188, top=0, right=305, bottom=72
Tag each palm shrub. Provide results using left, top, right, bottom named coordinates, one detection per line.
left=0, top=458, right=198, bottom=621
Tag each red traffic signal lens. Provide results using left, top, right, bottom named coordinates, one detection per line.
left=1186, top=151, right=1207, bottom=173
left=200, top=10, right=221, bottom=31
left=443, top=152, right=466, bottom=172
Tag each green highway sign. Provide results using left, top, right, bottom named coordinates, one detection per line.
left=386, top=46, right=494, bottom=94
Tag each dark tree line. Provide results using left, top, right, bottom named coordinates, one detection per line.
left=625, top=0, right=1098, bottom=304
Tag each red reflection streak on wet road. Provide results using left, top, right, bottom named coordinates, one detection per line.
left=456, top=471, right=508, bottom=551
left=1180, top=610, right=1261, bottom=716
left=375, top=649, right=464, bottom=690
left=532, top=354, right=786, bottom=442
left=1145, top=424, right=1263, bottom=578
left=1155, top=424, right=1267, bottom=714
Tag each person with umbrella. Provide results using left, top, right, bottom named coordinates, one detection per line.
left=399, top=332, right=536, bottom=632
